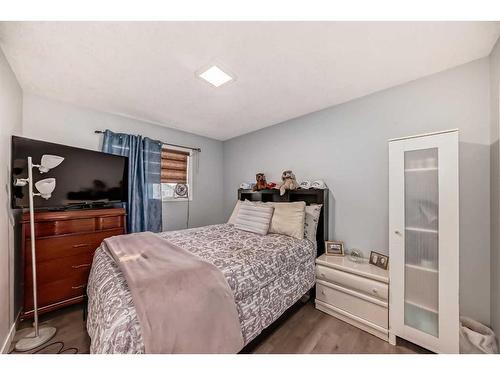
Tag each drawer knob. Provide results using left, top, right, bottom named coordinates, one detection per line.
left=71, top=284, right=86, bottom=290
left=72, top=263, right=91, bottom=269
left=320, top=273, right=325, bottom=278
left=372, top=288, right=378, bottom=294
left=321, top=290, right=325, bottom=295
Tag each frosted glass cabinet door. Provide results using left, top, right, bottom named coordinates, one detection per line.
left=404, top=148, right=439, bottom=337
left=389, top=130, right=459, bottom=354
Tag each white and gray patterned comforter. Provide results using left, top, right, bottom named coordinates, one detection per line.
left=86, top=223, right=316, bottom=353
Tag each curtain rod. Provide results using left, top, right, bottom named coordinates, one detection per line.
left=94, top=130, right=201, bottom=153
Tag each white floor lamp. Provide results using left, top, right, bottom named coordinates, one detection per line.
left=14, top=154, right=64, bottom=351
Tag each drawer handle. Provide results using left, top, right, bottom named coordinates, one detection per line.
left=72, top=243, right=90, bottom=248
left=372, top=288, right=378, bottom=294
left=321, top=290, right=325, bottom=295
left=320, top=273, right=325, bottom=278
left=71, top=284, right=86, bottom=290
left=72, top=263, right=91, bottom=269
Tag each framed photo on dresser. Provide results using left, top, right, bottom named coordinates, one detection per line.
left=369, top=251, right=389, bottom=270
left=325, top=240, right=344, bottom=256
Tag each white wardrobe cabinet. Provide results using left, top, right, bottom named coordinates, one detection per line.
left=388, top=129, right=459, bottom=353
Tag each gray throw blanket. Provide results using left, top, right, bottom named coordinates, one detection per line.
left=103, top=232, right=244, bottom=353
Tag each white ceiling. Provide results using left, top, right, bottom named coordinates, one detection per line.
left=1, top=22, right=499, bottom=140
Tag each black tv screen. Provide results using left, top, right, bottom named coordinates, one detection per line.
left=12, top=136, right=128, bottom=210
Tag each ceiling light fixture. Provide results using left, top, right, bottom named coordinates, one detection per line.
left=198, top=65, right=234, bottom=87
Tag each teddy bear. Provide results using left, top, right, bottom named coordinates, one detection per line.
left=253, top=173, right=268, bottom=191
left=279, top=170, right=299, bottom=196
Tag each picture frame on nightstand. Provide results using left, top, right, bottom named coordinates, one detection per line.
left=369, top=251, right=389, bottom=270
left=325, top=240, right=344, bottom=256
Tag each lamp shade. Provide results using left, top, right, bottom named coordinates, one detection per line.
left=35, top=178, right=56, bottom=199
left=39, top=155, right=64, bottom=173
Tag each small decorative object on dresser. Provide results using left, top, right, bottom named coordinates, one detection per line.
left=315, top=254, right=389, bottom=341
left=369, top=251, right=389, bottom=270
left=348, top=249, right=365, bottom=263
left=325, top=240, right=344, bottom=256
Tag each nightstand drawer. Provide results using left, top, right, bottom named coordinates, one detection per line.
left=316, top=280, right=388, bottom=329
left=316, top=264, right=388, bottom=301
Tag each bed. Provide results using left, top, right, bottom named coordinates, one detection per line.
left=86, top=188, right=328, bottom=354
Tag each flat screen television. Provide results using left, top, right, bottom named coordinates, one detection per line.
left=11, top=136, right=128, bottom=210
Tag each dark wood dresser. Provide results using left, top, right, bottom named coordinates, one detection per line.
left=21, top=208, right=126, bottom=319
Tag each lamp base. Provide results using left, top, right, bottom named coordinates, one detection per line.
left=14, top=326, right=57, bottom=352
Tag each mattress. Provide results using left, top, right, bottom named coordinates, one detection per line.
left=86, top=223, right=316, bottom=353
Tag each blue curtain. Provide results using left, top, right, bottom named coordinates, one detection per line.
left=102, top=130, right=162, bottom=233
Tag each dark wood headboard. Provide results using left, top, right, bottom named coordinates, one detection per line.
left=237, top=188, right=329, bottom=256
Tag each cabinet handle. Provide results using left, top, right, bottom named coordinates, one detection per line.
left=71, top=284, right=86, bottom=290
left=394, top=230, right=401, bottom=235
left=72, top=243, right=90, bottom=248
left=72, top=263, right=91, bottom=269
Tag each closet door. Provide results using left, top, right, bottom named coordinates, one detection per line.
left=389, top=130, right=459, bottom=353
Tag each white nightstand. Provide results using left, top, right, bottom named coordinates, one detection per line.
left=315, top=254, right=390, bottom=342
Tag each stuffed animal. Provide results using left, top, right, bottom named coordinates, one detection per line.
left=253, top=173, right=268, bottom=191
left=266, top=182, right=277, bottom=189
left=279, top=170, right=299, bottom=196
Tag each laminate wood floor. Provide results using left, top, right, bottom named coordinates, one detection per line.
left=9, top=302, right=427, bottom=354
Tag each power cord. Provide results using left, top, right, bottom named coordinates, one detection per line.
left=8, top=341, right=79, bottom=354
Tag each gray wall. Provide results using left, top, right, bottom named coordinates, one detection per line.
left=223, top=58, right=491, bottom=324
left=21, top=93, right=225, bottom=231
left=0, top=47, right=22, bottom=350
left=490, top=38, right=500, bottom=341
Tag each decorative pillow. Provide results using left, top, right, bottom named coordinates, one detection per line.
left=304, top=204, right=322, bottom=243
left=228, top=200, right=270, bottom=224
left=269, top=201, right=306, bottom=239
left=228, top=200, right=242, bottom=225
left=234, top=202, right=274, bottom=235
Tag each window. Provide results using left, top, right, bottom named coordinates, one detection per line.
left=161, top=146, right=192, bottom=201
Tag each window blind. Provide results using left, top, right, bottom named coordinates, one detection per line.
left=161, top=148, right=189, bottom=183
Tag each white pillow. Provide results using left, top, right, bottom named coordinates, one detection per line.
left=269, top=201, right=306, bottom=239
left=228, top=200, right=269, bottom=224
left=304, top=204, right=322, bottom=243
left=234, top=202, right=274, bottom=235
left=228, top=200, right=242, bottom=225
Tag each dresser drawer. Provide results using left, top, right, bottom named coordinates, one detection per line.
left=316, top=264, right=388, bottom=301
left=25, top=229, right=123, bottom=263
left=316, top=280, right=388, bottom=328
left=24, top=272, right=89, bottom=311
left=25, top=252, right=94, bottom=287
left=27, top=218, right=97, bottom=237
left=97, top=215, right=125, bottom=230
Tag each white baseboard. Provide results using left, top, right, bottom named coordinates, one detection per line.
left=1, top=314, right=19, bottom=354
